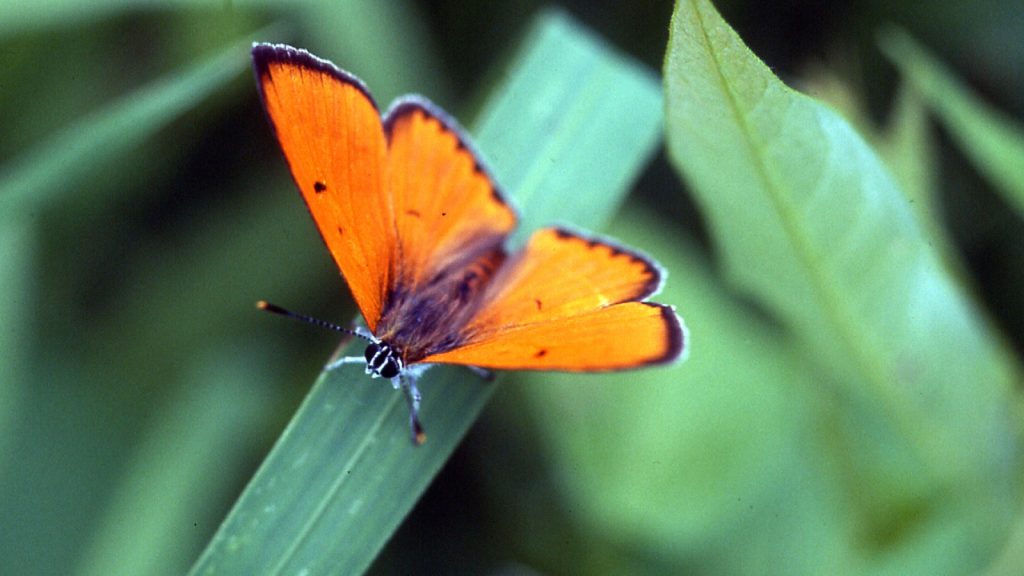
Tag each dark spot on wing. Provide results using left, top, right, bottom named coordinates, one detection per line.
left=534, top=299, right=543, bottom=311
left=337, top=226, right=344, bottom=236
left=314, top=181, right=327, bottom=193
left=534, top=348, right=548, bottom=358
left=405, top=209, right=421, bottom=218
left=441, top=212, right=447, bottom=217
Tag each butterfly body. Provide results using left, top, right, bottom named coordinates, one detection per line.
left=253, top=43, right=687, bottom=444
left=373, top=241, right=506, bottom=365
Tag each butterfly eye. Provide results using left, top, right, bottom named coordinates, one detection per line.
left=364, top=343, right=380, bottom=362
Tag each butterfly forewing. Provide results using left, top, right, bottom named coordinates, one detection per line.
left=253, top=44, right=394, bottom=331
left=423, top=302, right=682, bottom=370
left=383, top=100, right=517, bottom=296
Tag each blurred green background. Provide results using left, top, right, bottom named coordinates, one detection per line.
left=1, top=1, right=1022, bottom=574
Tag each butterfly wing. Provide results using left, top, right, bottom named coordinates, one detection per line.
left=382, top=98, right=517, bottom=296
left=420, top=227, right=686, bottom=370
left=253, top=44, right=393, bottom=331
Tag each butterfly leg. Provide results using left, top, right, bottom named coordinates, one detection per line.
left=324, top=356, right=366, bottom=371
left=399, top=374, right=427, bottom=445
left=320, top=323, right=377, bottom=372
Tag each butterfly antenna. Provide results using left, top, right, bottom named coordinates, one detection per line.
left=256, top=300, right=374, bottom=342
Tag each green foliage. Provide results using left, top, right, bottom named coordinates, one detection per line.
left=0, top=36, right=255, bottom=209
left=1, top=1, right=1022, bottom=575
left=662, top=0, right=1020, bottom=572
left=880, top=27, right=1024, bottom=219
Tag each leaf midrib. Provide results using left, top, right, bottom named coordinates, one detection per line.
left=688, top=0, right=937, bottom=461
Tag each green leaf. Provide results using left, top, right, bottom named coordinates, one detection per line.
left=472, top=8, right=663, bottom=238
left=800, top=69, right=955, bottom=270
left=189, top=10, right=662, bottom=575
left=665, top=0, right=1021, bottom=571
left=800, top=68, right=939, bottom=229
left=877, top=83, right=937, bottom=228
left=0, top=34, right=254, bottom=209
left=873, top=81, right=968, bottom=278
left=879, top=27, right=1024, bottom=219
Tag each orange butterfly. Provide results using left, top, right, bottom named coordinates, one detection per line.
left=252, top=43, right=687, bottom=444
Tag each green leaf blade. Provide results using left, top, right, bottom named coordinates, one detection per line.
left=473, top=9, right=663, bottom=237
left=665, top=0, right=1020, bottom=570
left=0, top=34, right=253, bottom=210
left=879, top=28, right=1024, bottom=220
left=192, top=362, right=489, bottom=575
left=190, top=11, right=663, bottom=575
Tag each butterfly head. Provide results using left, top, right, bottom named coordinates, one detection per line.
left=364, top=341, right=404, bottom=379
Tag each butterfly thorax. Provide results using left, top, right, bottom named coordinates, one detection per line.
left=373, top=245, right=505, bottom=366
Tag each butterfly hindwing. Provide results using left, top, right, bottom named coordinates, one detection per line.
left=421, top=227, right=685, bottom=370
left=423, top=301, right=682, bottom=371
left=253, top=44, right=393, bottom=332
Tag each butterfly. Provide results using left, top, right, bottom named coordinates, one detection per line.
left=252, top=43, right=687, bottom=444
